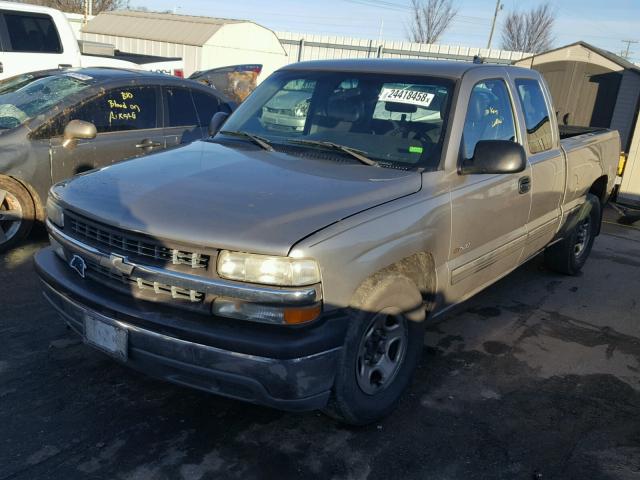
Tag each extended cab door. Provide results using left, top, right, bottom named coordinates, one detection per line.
left=49, top=86, right=164, bottom=183
left=508, top=74, right=565, bottom=260
left=446, top=70, right=532, bottom=304
left=162, top=86, right=226, bottom=147
left=0, top=10, right=75, bottom=80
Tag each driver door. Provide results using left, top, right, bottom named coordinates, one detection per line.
left=49, top=86, right=163, bottom=183
left=447, top=75, right=532, bottom=304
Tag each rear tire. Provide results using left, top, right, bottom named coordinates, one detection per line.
left=323, top=275, right=426, bottom=426
left=0, top=177, right=35, bottom=253
left=544, top=193, right=601, bottom=275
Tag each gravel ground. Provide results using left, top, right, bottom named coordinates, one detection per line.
left=1, top=208, right=640, bottom=480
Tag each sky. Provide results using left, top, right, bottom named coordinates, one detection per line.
left=128, top=0, right=640, bottom=62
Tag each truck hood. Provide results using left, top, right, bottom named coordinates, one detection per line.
left=53, top=141, right=422, bottom=256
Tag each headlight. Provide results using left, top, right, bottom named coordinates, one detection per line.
left=46, top=196, right=64, bottom=228
left=217, top=250, right=320, bottom=286
left=294, top=102, right=309, bottom=117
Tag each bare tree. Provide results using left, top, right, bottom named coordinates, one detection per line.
left=22, top=0, right=129, bottom=14
left=408, top=0, right=458, bottom=44
left=501, top=3, right=555, bottom=53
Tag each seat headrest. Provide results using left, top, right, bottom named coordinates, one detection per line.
left=327, top=96, right=363, bottom=122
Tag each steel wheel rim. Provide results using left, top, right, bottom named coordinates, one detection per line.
left=356, top=309, right=409, bottom=395
left=573, top=217, right=591, bottom=258
left=0, top=189, right=23, bottom=246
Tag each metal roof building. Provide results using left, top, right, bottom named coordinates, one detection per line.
left=81, top=10, right=288, bottom=78
left=515, top=42, right=640, bottom=207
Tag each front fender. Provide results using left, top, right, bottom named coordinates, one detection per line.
left=290, top=177, right=451, bottom=312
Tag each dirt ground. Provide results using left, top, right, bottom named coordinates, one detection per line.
left=1, top=207, right=640, bottom=480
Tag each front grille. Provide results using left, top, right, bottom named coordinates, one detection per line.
left=66, top=213, right=210, bottom=270
left=86, top=260, right=205, bottom=303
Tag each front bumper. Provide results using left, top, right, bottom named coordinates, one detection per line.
left=35, top=248, right=345, bottom=411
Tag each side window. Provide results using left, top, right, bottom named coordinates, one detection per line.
left=3, top=13, right=62, bottom=53
left=71, top=87, right=158, bottom=133
left=166, top=88, right=198, bottom=127
left=515, top=79, right=554, bottom=154
left=462, top=79, right=517, bottom=160
left=191, top=90, right=221, bottom=127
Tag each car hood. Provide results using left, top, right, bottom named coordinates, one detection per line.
left=53, top=141, right=422, bottom=256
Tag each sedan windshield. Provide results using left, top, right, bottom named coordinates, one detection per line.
left=0, top=73, right=93, bottom=130
left=221, top=70, right=453, bottom=169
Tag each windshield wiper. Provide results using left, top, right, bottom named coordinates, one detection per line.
left=288, top=139, right=379, bottom=167
left=219, top=130, right=274, bottom=151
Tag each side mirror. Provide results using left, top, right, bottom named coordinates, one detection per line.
left=459, top=140, right=526, bottom=175
left=209, top=111, right=229, bottom=136
left=62, top=120, right=97, bottom=149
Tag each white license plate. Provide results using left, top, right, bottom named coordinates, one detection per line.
left=84, top=313, right=128, bottom=361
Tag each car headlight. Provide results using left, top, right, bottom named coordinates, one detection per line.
left=294, top=102, right=309, bottom=117
left=46, top=196, right=64, bottom=228
left=217, top=250, right=320, bottom=286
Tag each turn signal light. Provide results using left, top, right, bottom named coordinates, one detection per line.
left=283, top=305, right=322, bottom=325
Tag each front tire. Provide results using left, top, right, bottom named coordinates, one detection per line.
left=324, top=275, right=426, bottom=425
left=0, top=177, right=35, bottom=253
left=544, top=193, right=601, bottom=275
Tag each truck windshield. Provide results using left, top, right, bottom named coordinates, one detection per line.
left=0, top=73, right=93, bottom=130
left=221, top=70, right=453, bottom=169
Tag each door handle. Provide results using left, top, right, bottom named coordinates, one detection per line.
left=518, top=176, right=531, bottom=194
left=135, top=139, right=162, bottom=149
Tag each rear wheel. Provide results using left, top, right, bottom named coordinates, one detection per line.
left=0, top=177, right=35, bottom=253
left=544, top=193, right=601, bottom=275
left=324, top=275, right=426, bottom=425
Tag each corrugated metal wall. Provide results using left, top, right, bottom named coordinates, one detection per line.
left=611, top=70, right=640, bottom=151
left=277, top=32, right=528, bottom=64
left=619, top=119, right=640, bottom=206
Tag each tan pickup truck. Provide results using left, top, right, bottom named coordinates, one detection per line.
left=36, top=60, right=619, bottom=425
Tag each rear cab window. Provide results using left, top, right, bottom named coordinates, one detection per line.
left=1, top=12, right=62, bottom=53
left=514, top=78, right=554, bottom=154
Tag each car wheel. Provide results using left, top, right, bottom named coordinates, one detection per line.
left=324, top=275, right=426, bottom=425
left=544, top=193, right=601, bottom=275
left=0, top=177, right=35, bottom=253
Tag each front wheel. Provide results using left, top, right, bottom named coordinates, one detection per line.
left=324, top=275, right=426, bottom=425
left=544, top=193, right=601, bottom=275
left=0, top=177, right=35, bottom=253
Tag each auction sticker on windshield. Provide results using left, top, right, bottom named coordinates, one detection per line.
left=378, top=88, right=434, bottom=107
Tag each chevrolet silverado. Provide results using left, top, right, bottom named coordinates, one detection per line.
left=35, top=59, right=619, bottom=425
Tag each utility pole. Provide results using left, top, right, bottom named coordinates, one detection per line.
left=487, top=0, right=503, bottom=49
left=621, top=40, right=638, bottom=59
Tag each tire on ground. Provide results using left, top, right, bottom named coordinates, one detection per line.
left=544, top=193, right=601, bottom=275
left=324, top=274, right=426, bottom=425
left=0, top=177, right=36, bottom=253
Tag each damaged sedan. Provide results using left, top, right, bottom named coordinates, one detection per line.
left=0, top=68, right=234, bottom=251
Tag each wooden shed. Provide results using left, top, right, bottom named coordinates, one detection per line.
left=515, top=42, right=640, bottom=207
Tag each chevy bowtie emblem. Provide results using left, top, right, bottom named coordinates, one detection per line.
left=109, top=254, right=135, bottom=275
left=69, top=254, right=87, bottom=278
